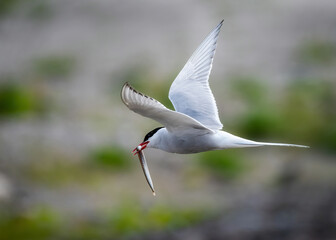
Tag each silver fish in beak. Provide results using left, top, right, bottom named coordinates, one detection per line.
left=134, top=148, right=156, bottom=196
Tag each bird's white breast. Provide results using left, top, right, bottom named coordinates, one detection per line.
left=148, top=128, right=222, bottom=154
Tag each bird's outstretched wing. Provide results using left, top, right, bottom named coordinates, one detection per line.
left=169, top=20, right=224, bottom=130
left=121, top=83, right=213, bottom=136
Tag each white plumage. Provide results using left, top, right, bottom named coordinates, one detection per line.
left=169, top=20, right=223, bottom=130
left=121, top=20, right=308, bottom=195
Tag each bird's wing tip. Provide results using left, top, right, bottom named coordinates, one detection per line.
left=217, top=19, right=224, bottom=28
left=122, top=82, right=131, bottom=90
left=120, top=82, right=130, bottom=105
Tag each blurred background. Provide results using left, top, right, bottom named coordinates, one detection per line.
left=0, top=0, right=335, bottom=239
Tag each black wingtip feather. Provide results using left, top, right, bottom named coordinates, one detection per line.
left=121, top=82, right=157, bottom=105
left=217, top=19, right=224, bottom=28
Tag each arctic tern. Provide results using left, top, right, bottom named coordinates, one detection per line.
left=121, top=20, right=308, bottom=195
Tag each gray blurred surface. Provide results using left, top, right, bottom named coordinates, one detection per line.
left=0, top=0, right=335, bottom=239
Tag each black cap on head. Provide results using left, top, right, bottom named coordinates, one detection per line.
left=144, top=127, right=163, bottom=142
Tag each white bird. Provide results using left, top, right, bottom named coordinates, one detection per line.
left=121, top=20, right=308, bottom=195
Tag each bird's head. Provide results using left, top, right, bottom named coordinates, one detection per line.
left=132, top=127, right=163, bottom=154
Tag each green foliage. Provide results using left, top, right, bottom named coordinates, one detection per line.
left=320, top=124, right=336, bottom=151
left=26, top=160, right=91, bottom=187
left=25, top=146, right=131, bottom=186
left=147, top=205, right=207, bottom=229
left=0, top=203, right=209, bottom=240
left=198, top=150, right=246, bottom=180
left=0, top=0, right=51, bottom=19
left=239, top=109, right=282, bottom=139
left=230, top=76, right=268, bottom=107
left=107, top=202, right=208, bottom=237
left=0, top=207, right=61, bottom=240
left=33, top=55, right=76, bottom=79
left=298, top=40, right=336, bottom=65
left=0, top=82, right=37, bottom=117
left=229, top=76, right=336, bottom=152
left=282, top=79, right=336, bottom=150
left=229, top=77, right=281, bottom=139
left=89, top=146, right=130, bottom=170
left=0, top=0, right=21, bottom=17
left=58, top=203, right=209, bottom=239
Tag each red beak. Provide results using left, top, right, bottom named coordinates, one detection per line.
left=132, top=141, right=149, bottom=155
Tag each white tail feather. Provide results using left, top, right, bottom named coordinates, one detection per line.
left=239, top=141, right=310, bottom=148
left=219, top=131, right=309, bottom=149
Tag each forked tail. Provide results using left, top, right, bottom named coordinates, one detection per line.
left=240, top=141, right=309, bottom=148
left=219, top=131, right=309, bottom=149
